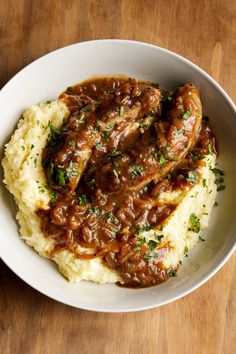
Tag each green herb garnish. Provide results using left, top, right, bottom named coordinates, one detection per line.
left=78, top=194, right=88, bottom=205
left=182, top=109, right=192, bottom=120
left=184, top=246, right=188, bottom=256
left=48, top=123, right=61, bottom=149
left=189, top=213, right=201, bottom=233
left=95, top=143, right=103, bottom=151
left=131, top=165, right=143, bottom=179
left=119, top=106, right=125, bottom=117
left=133, top=246, right=141, bottom=252
left=187, top=171, right=198, bottom=183
left=76, top=119, right=85, bottom=125
left=56, top=168, right=67, bottom=187
left=148, top=240, right=158, bottom=251
left=134, top=226, right=153, bottom=236
left=159, top=154, right=167, bottom=165
left=109, top=151, right=123, bottom=158
left=50, top=191, right=57, bottom=203
left=208, top=143, right=213, bottom=155
left=65, top=161, right=80, bottom=178
left=89, top=207, right=101, bottom=215
left=217, top=185, right=225, bottom=192
left=210, top=167, right=224, bottom=176
left=211, top=167, right=225, bottom=191
left=68, top=140, right=76, bottom=146
left=106, top=211, right=119, bottom=225
left=167, top=268, right=177, bottom=277
left=101, top=130, right=110, bottom=140
left=153, top=233, right=164, bottom=243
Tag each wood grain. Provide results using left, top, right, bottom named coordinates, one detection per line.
left=0, top=1, right=235, bottom=353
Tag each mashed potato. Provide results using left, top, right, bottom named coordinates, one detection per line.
left=2, top=101, right=217, bottom=284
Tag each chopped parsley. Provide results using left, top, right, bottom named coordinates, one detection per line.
left=147, top=240, right=158, bottom=251
left=184, top=246, right=188, bottom=257
left=106, top=123, right=114, bottom=131
left=131, top=165, right=143, bottom=179
left=162, top=94, right=173, bottom=103
left=101, top=130, right=110, bottom=140
left=217, top=185, right=225, bottom=192
left=208, top=143, right=213, bottom=155
left=106, top=211, right=119, bottom=225
left=136, top=237, right=146, bottom=246
left=182, top=109, right=192, bottom=120
left=48, top=123, right=61, bottom=149
left=78, top=194, right=88, bottom=205
left=95, top=143, right=103, bottom=151
left=21, top=145, right=25, bottom=151
left=189, top=213, right=201, bottom=233
left=156, top=147, right=168, bottom=165
left=119, top=106, right=125, bottom=117
left=153, top=233, right=164, bottom=243
left=190, top=151, right=205, bottom=161
left=159, top=154, right=167, bottom=165
left=133, top=246, right=141, bottom=252
left=31, top=144, right=35, bottom=150
left=81, top=106, right=90, bottom=113
left=68, top=140, right=76, bottom=146
left=167, top=268, right=177, bottom=277
left=37, top=184, right=45, bottom=194
left=108, top=151, right=123, bottom=163
left=89, top=207, right=101, bottom=216
left=76, top=119, right=85, bottom=125
left=210, top=167, right=224, bottom=176
left=50, top=191, right=57, bottom=203
left=143, top=250, right=158, bottom=262
left=139, top=123, right=149, bottom=131
left=65, top=161, right=80, bottom=178
left=134, top=226, right=153, bottom=236
left=56, top=168, right=67, bottom=187
left=109, top=151, right=123, bottom=158
left=202, top=178, right=207, bottom=188
left=87, top=177, right=95, bottom=185
left=187, top=171, right=198, bottom=183
left=67, top=86, right=74, bottom=92
left=199, top=235, right=205, bottom=242
left=211, top=167, right=225, bottom=191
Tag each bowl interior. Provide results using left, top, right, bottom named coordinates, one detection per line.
left=0, top=40, right=235, bottom=312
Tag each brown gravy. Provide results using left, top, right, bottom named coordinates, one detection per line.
left=37, top=77, right=216, bottom=288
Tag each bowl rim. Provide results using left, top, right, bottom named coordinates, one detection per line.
left=0, top=39, right=235, bottom=313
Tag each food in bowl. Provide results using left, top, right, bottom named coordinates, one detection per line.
left=2, top=76, right=224, bottom=288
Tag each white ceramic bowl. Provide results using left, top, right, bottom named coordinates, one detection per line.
left=0, top=40, right=235, bottom=312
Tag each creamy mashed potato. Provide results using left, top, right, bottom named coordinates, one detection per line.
left=2, top=101, right=217, bottom=284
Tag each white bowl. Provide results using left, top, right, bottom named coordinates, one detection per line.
left=0, top=40, right=235, bottom=312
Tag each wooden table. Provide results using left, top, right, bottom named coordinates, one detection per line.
left=0, top=1, right=235, bottom=353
